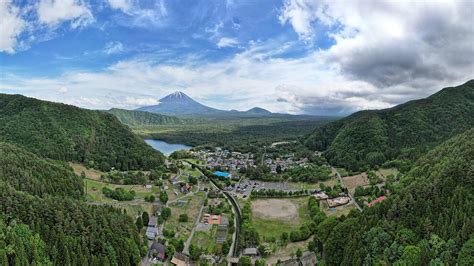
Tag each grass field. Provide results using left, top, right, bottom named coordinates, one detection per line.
left=165, top=192, right=206, bottom=241
left=70, top=162, right=104, bottom=180
left=321, top=200, right=357, bottom=217
left=191, top=227, right=217, bottom=253
left=84, top=179, right=159, bottom=201
left=266, top=239, right=311, bottom=265
left=251, top=197, right=310, bottom=240
left=343, top=172, right=370, bottom=194
left=376, top=168, right=399, bottom=178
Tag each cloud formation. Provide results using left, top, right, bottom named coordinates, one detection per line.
left=217, top=37, right=239, bottom=48
left=37, top=0, right=94, bottom=28
left=280, top=0, right=474, bottom=90
left=1, top=0, right=473, bottom=115
left=0, top=0, right=26, bottom=53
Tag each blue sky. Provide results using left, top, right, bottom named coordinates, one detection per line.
left=1, top=0, right=473, bottom=115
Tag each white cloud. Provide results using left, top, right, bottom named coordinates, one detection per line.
left=103, top=41, right=124, bottom=55
left=279, top=0, right=474, bottom=96
left=279, top=0, right=320, bottom=42
left=107, top=0, right=168, bottom=28
left=108, top=0, right=133, bottom=13
left=217, top=37, right=239, bottom=48
left=0, top=0, right=26, bottom=53
left=58, top=86, right=68, bottom=93
left=37, top=0, right=94, bottom=28
left=124, top=97, right=159, bottom=106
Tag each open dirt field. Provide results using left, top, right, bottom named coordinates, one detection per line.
left=251, top=199, right=298, bottom=222
left=70, top=162, right=104, bottom=180
left=344, top=172, right=369, bottom=194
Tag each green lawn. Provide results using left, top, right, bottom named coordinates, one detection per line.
left=191, top=227, right=217, bottom=253
left=84, top=179, right=157, bottom=202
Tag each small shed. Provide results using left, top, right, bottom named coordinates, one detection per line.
left=242, top=247, right=258, bottom=257
left=146, top=227, right=158, bottom=240
left=148, top=216, right=158, bottom=227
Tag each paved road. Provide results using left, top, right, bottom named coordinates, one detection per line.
left=332, top=167, right=363, bottom=212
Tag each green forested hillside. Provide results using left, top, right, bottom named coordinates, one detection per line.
left=0, top=94, right=164, bottom=171
left=304, top=80, right=474, bottom=170
left=0, top=142, right=144, bottom=265
left=319, top=129, right=474, bottom=265
left=0, top=183, right=144, bottom=265
left=107, top=108, right=182, bottom=127
left=0, top=142, right=83, bottom=198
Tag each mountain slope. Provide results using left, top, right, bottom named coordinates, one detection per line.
left=137, top=91, right=225, bottom=116
left=0, top=94, right=164, bottom=171
left=0, top=142, right=83, bottom=198
left=107, top=108, right=182, bottom=127
left=304, top=80, right=474, bottom=170
left=0, top=141, right=144, bottom=265
left=323, top=128, right=474, bottom=265
left=244, top=107, right=272, bottom=116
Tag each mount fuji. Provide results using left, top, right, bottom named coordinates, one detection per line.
left=136, top=91, right=273, bottom=117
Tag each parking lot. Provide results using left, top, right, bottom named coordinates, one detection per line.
left=232, top=179, right=295, bottom=198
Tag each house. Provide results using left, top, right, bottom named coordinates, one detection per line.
left=171, top=252, right=193, bottom=266
left=148, top=216, right=158, bottom=227
left=368, top=196, right=386, bottom=207
left=203, top=214, right=221, bottom=225
left=146, top=217, right=158, bottom=239
left=148, top=241, right=166, bottom=261
left=146, top=226, right=158, bottom=240
left=242, top=247, right=258, bottom=257
left=326, top=196, right=351, bottom=208
left=313, top=191, right=329, bottom=200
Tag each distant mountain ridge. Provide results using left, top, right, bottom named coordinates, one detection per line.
left=303, top=80, right=474, bottom=170
left=107, top=108, right=182, bottom=127
left=137, top=91, right=274, bottom=117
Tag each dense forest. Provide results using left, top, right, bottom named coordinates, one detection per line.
left=0, top=94, right=164, bottom=171
left=0, top=142, right=83, bottom=198
left=149, top=119, right=333, bottom=153
left=304, top=80, right=474, bottom=171
left=0, top=142, right=144, bottom=265
left=0, top=94, right=167, bottom=265
left=107, top=108, right=182, bottom=127
left=316, top=129, right=474, bottom=265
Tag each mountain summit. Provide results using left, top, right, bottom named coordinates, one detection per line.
left=137, top=91, right=274, bottom=117
left=137, top=91, right=222, bottom=116
left=159, top=91, right=195, bottom=103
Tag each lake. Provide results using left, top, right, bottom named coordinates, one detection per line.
left=145, top=139, right=192, bottom=156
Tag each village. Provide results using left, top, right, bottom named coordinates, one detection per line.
left=73, top=145, right=399, bottom=266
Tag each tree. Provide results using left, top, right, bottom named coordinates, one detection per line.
left=255, top=259, right=266, bottom=266
left=179, top=214, right=189, bottom=222
left=159, top=191, right=168, bottom=204
left=135, top=217, right=143, bottom=230
left=142, top=211, right=149, bottom=227
left=189, top=244, right=202, bottom=261
left=238, top=256, right=251, bottom=266
left=161, top=207, right=171, bottom=220
left=398, top=245, right=421, bottom=265
left=296, top=248, right=303, bottom=259
left=458, top=236, right=474, bottom=265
